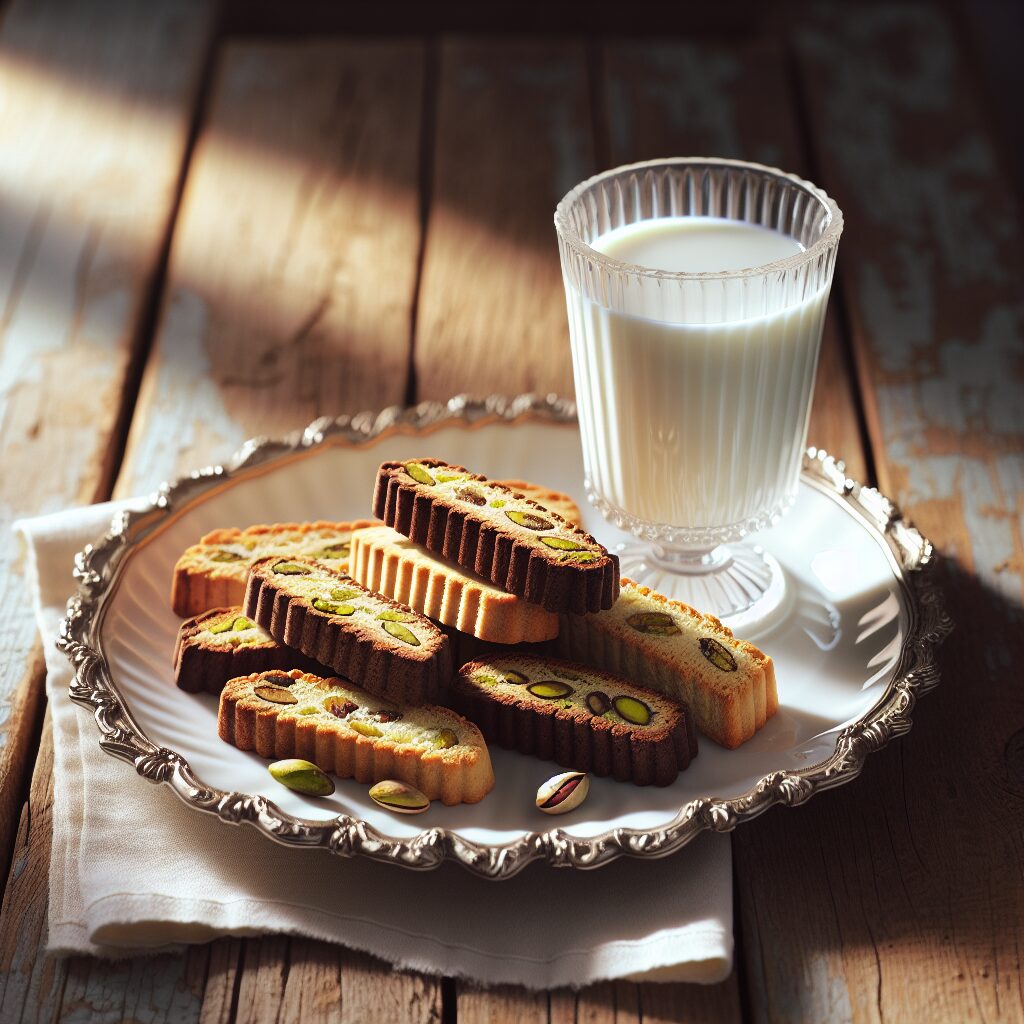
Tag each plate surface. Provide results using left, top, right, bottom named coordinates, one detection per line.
left=61, top=396, right=951, bottom=877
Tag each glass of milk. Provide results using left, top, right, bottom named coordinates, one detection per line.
left=554, top=158, right=843, bottom=626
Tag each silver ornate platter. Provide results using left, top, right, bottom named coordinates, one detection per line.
left=60, top=394, right=951, bottom=879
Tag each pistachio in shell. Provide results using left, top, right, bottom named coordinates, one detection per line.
left=505, top=509, right=554, bottom=531
left=612, top=695, right=653, bottom=726
left=403, top=462, right=436, bottom=486
left=626, top=611, right=681, bottom=636
left=527, top=679, right=574, bottom=700
left=254, top=685, right=298, bottom=705
left=699, top=637, right=738, bottom=672
left=536, top=771, right=589, bottom=815
left=273, top=560, right=311, bottom=575
left=382, top=620, right=420, bottom=646
left=269, top=758, right=335, bottom=797
left=369, top=779, right=430, bottom=814
left=586, top=690, right=611, bottom=715
left=313, top=597, right=355, bottom=616
left=210, top=549, right=246, bottom=563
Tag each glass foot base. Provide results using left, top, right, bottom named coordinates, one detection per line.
left=615, top=540, right=788, bottom=634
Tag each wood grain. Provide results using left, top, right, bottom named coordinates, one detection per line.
left=735, top=3, right=1024, bottom=1021
left=117, top=39, right=425, bottom=497
left=414, top=38, right=595, bottom=401
left=0, top=0, right=216, bottom=881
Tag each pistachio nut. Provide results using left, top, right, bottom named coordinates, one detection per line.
left=535, top=771, right=589, bottom=815
left=369, top=779, right=430, bottom=814
left=505, top=510, right=554, bottom=531
left=626, top=611, right=681, bottom=636
left=313, top=597, right=355, bottom=616
left=527, top=679, right=574, bottom=700
left=432, top=728, right=458, bottom=749
left=315, top=542, right=351, bottom=559
left=382, top=620, right=420, bottom=646
left=269, top=758, right=335, bottom=797
left=253, top=685, right=298, bottom=705
left=699, top=637, right=738, bottom=672
left=586, top=690, right=611, bottom=715
left=403, top=462, right=436, bottom=486
left=210, top=549, right=246, bottom=563
left=350, top=720, right=383, bottom=738
left=273, top=560, right=311, bottom=575
left=612, top=695, right=653, bottom=726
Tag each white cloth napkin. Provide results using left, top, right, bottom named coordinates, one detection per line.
left=14, top=501, right=733, bottom=988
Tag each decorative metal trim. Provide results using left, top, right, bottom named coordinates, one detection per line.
left=58, top=396, right=952, bottom=879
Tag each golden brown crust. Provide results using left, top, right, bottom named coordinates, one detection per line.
left=451, top=655, right=697, bottom=786
left=372, top=459, right=618, bottom=614
left=348, top=526, right=559, bottom=644
left=217, top=669, right=494, bottom=805
left=243, top=556, right=451, bottom=705
left=171, top=519, right=379, bottom=617
left=558, top=578, right=777, bottom=749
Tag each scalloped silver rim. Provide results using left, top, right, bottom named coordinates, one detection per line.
left=58, top=393, right=952, bottom=879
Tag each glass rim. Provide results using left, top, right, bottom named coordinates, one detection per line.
left=553, top=156, right=844, bottom=282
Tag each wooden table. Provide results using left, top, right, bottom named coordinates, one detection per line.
left=2, top=1, right=1021, bottom=1020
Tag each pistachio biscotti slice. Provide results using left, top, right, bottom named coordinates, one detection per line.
left=244, top=555, right=451, bottom=705
left=171, top=519, right=379, bottom=617
left=557, top=579, right=778, bottom=749
left=492, top=480, right=583, bottom=527
left=372, top=459, right=619, bottom=614
left=219, top=669, right=494, bottom=805
left=174, top=607, right=326, bottom=694
left=452, top=655, right=697, bottom=786
left=349, top=525, right=559, bottom=644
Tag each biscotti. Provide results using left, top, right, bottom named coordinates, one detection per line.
left=349, top=525, right=559, bottom=644
left=557, top=579, right=777, bottom=749
left=372, top=459, right=618, bottom=614
left=244, top=556, right=451, bottom=705
left=492, top=480, right=583, bottom=527
left=218, top=669, right=494, bottom=805
left=172, top=520, right=379, bottom=617
left=174, top=607, right=325, bottom=694
left=452, top=655, right=697, bottom=786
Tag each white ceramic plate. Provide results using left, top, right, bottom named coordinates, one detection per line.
left=61, top=396, right=950, bottom=878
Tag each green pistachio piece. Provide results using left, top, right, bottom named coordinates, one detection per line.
left=700, top=637, right=738, bottom=672
left=435, top=472, right=468, bottom=483
left=586, top=690, right=611, bottom=715
left=377, top=609, right=418, bottom=623
left=295, top=706, right=321, bottom=716
left=382, top=620, right=420, bottom=646
left=232, top=616, right=255, bottom=631
left=210, top=549, right=246, bottom=563
left=254, top=685, right=298, bottom=705
left=503, top=670, right=529, bottom=685
left=369, top=779, right=430, bottom=814
left=540, top=536, right=592, bottom=552
left=559, top=550, right=601, bottom=563
left=489, top=499, right=506, bottom=508
left=627, top=611, right=681, bottom=636
left=505, top=509, right=554, bottom=531
left=313, top=598, right=355, bottom=616
left=330, top=587, right=360, bottom=600
left=269, top=758, right=335, bottom=797
left=273, top=560, right=312, bottom=575
left=403, top=462, right=436, bottom=486
left=612, top=695, right=653, bottom=726
left=209, top=616, right=235, bottom=634
left=527, top=680, right=574, bottom=700
left=474, top=672, right=501, bottom=687
left=350, top=720, right=383, bottom=738
left=432, top=728, right=459, bottom=749
left=315, top=542, right=351, bottom=559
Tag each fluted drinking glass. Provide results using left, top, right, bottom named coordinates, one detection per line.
left=554, top=158, right=843, bottom=625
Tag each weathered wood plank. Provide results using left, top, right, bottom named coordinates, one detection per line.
left=116, top=39, right=425, bottom=497
left=0, top=0, right=218, bottom=883
left=735, top=3, right=1024, bottom=1021
left=604, top=36, right=867, bottom=483
left=413, top=37, right=594, bottom=400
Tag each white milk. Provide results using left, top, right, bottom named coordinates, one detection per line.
left=567, top=217, right=829, bottom=535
